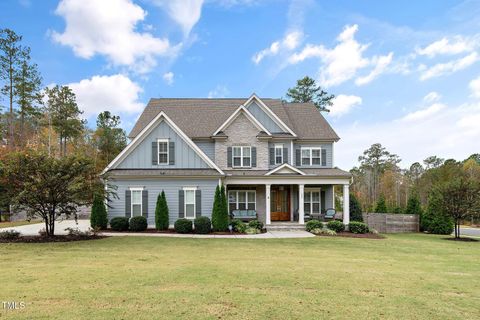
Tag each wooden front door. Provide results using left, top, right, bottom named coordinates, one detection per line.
left=271, top=186, right=290, bottom=221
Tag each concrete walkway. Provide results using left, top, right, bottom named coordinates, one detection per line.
left=0, top=220, right=314, bottom=239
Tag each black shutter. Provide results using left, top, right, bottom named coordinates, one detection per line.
left=296, top=149, right=301, bottom=166
left=178, top=190, right=184, bottom=218
left=269, top=148, right=275, bottom=165
left=195, top=190, right=201, bottom=218
left=321, top=149, right=327, bottom=166
left=283, top=147, right=288, bottom=164
left=169, top=142, right=175, bottom=165
left=142, top=190, right=148, bottom=217
left=125, top=190, right=131, bottom=217
left=152, top=142, right=158, bottom=165
left=227, top=147, right=232, bottom=167
left=251, top=147, right=257, bottom=167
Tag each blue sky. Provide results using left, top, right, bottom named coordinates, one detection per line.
left=1, top=0, right=480, bottom=169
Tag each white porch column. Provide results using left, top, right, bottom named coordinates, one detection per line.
left=298, top=184, right=305, bottom=224
left=265, top=184, right=271, bottom=225
left=343, top=184, right=350, bottom=225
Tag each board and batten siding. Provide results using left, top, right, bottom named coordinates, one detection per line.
left=108, top=178, right=218, bottom=226
left=245, top=101, right=285, bottom=133
left=293, top=143, right=333, bottom=168
left=118, top=120, right=210, bottom=169
left=194, top=141, right=215, bottom=162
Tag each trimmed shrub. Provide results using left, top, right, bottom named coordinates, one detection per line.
left=306, top=220, right=323, bottom=232
left=90, top=193, right=108, bottom=229
left=212, top=185, right=229, bottom=231
left=311, top=228, right=337, bottom=236
left=230, top=219, right=247, bottom=233
left=175, top=218, right=193, bottom=234
left=155, top=190, right=169, bottom=230
left=129, top=216, right=148, bottom=231
left=349, top=193, right=363, bottom=222
left=327, top=220, right=345, bottom=232
left=248, top=220, right=264, bottom=230
left=110, top=217, right=129, bottom=231
left=0, top=230, right=21, bottom=240
left=194, top=216, right=211, bottom=234
left=349, top=221, right=369, bottom=234
left=374, top=195, right=388, bottom=213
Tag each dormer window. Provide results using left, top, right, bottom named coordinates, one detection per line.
left=301, top=147, right=321, bottom=166
left=157, top=139, right=169, bottom=164
left=233, top=146, right=251, bottom=168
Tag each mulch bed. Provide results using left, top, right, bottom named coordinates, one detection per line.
left=102, top=229, right=256, bottom=236
left=316, top=232, right=385, bottom=239
left=0, top=235, right=108, bottom=243
left=444, top=237, right=479, bottom=242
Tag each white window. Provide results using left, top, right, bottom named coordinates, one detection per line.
left=228, top=190, right=256, bottom=212
left=232, top=146, right=251, bottom=168
left=304, top=189, right=321, bottom=215
left=184, top=188, right=196, bottom=219
left=158, top=139, right=169, bottom=164
left=301, top=147, right=321, bottom=166
left=130, top=188, right=143, bottom=217
left=275, top=145, right=283, bottom=165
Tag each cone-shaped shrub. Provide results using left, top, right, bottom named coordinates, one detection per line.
left=405, top=193, right=422, bottom=215
left=349, top=193, right=363, bottom=222
left=374, top=194, right=388, bottom=213
left=155, top=190, right=169, bottom=230
left=212, top=184, right=229, bottom=231
left=90, top=193, right=108, bottom=229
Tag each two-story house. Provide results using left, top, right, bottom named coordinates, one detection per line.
left=102, top=94, right=352, bottom=228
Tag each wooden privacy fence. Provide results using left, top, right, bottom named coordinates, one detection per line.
left=362, top=213, right=419, bottom=233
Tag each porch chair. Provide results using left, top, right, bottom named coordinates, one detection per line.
left=323, top=208, right=336, bottom=220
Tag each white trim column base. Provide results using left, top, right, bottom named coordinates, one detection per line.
left=266, top=184, right=271, bottom=225
left=299, top=184, right=305, bottom=224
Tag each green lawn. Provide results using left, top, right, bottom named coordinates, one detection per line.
left=0, top=234, right=478, bottom=320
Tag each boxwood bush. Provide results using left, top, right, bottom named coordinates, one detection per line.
left=129, top=216, right=148, bottom=231
left=349, top=221, right=369, bottom=234
left=248, top=220, right=264, bottom=230
left=194, top=216, right=211, bottom=234
left=110, top=217, right=129, bottom=231
left=306, top=220, right=323, bottom=232
left=327, top=220, right=345, bottom=232
left=175, top=218, right=193, bottom=234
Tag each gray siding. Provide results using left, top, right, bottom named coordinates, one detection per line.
left=246, top=101, right=285, bottom=133
left=268, top=141, right=293, bottom=168
left=118, top=120, right=210, bottom=169
left=294, top=143, right=333, bottom=168
left=194, top=141, right=215, bottom=162
left=108, top=178, right=218, bottom=226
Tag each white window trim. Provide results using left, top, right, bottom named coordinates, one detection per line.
left=304, top=188, right=321, bottom=215
left=130, top=187, right=143, bottom=218
left=183, top=187, right=197, bottom=219
left=228, top=190, right=256, bottom=213
left=157, top=138, right=169, bottom=165
left=274, top=144, right=283, bottom=165
left=232, top=146, right=252, bottom=168
left=300, top=147, right=322, bottom=166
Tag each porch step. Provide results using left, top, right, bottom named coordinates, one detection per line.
left=267, top=223, right=306, bottom=231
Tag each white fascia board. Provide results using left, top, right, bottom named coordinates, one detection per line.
left=265, top=163, right=306, bottom=176
left=213, top=105, right=271, bottom=136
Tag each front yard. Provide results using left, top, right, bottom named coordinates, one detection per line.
left=0, top=234, right=478, bottom=319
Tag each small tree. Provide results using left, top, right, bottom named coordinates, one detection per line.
left=421, top=189, right=453, bottom=235
left=90, top=193, right=108, bottom=229
left=212, top=184, right=229, bottom=231
left=155, top=190, right=169, bottom=230
left=349, top=193, right=363, bottom=222
left=374, top=194, right=388, bottom=213
left=405, top=193, right=422, bottom=215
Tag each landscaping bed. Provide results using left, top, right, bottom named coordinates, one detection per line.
left=0, top=234, right=107, bottom=243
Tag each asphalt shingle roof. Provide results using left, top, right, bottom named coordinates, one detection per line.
left=129, top=98, right=340, bottom=141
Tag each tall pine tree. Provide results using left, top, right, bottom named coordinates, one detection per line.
left=286, top=76, right=334, bottom=112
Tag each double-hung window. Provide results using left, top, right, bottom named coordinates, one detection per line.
left=232, top=146, right=251, bottom=168
left=304, top=189, right=320, bottom=215
left=301, top=147, right=321, bottom=166
left=228, top=190, right=256, bottom=212
left=184, top=188, right=196, bottom=219
left=157, top=139, right=169, bottom=164
left=130, top=188, right=143, bottom=217
left=275, top=145, right=283, bottom=165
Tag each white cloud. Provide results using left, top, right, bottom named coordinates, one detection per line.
left=419, top=52, right=479, bottom=80
left=163, top=72, right=174, bottom=85
left=52, top=0, right=176, bottom=74
left=416, top=36, right=476, bottom=58
left=329, top=94, right=362, bottom=117
left=67, top=74, right=144, bottom=119
left=151, top=0, right=204, bottom=37
left=288, top=25, right=391, bottom=87
left=423, top=91, right=441, bottom=103
left=469, top=76, right=480, bottom=98
left=208, top=85, right=229, bottom=98
left=401, top=103, right=446, bottom=122
left=252, top=31, right=303, bottom=64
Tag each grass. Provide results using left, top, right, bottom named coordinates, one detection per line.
left=0, top=220, right=41, bottom=228
left=0, top=234, right=478, bottom=320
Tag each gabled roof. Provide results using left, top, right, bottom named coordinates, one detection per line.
left=129, top=96, right=340, bottom=141
left=102, top=111, right=224, bottom=175
left=213, top=104, right=271, bottom=136
left=265, top=163, right=306, bottom=175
